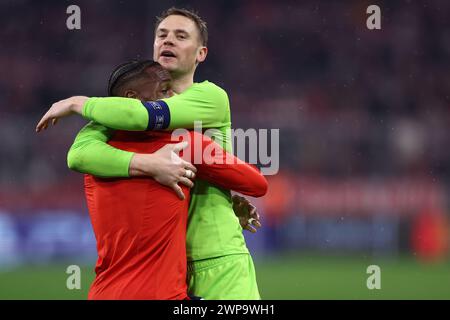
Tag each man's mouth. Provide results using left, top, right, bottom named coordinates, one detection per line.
left=160, top=50, right=176, bottom=58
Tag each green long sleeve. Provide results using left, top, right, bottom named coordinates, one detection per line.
left=82, top=97, right=149, bottom=131
left=67, top=121, right=133, bottom=177
left=82, top=80, right=232, bottom=151
left=82, top=81, right=230, bottom=131
left=162, top=81, right=230, bottom=130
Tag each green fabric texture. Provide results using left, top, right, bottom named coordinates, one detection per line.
left=67, top=121, right=133, bottom=177
left=83, top=97, right=149, bottom=131
left=187, top=254, right=261, bottom=300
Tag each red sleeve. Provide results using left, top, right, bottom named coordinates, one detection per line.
left=181, top=131, right=268, bottom=197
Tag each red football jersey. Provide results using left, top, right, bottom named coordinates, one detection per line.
left=84, top=130, right=267, bottom=300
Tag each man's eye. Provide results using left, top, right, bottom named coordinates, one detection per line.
left=177, top=35, right=186, bottom=39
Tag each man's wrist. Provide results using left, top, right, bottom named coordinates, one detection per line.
left=69, top=96, right=89, bottom=115
left=129, top=153, right=156, bottom=177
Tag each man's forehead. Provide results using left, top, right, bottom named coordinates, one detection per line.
left=157, top=15, right=196, bottom=32
left=145, top=66, right=171, bottom=82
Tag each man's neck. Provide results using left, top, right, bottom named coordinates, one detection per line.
left=171, top=71, right=195, bottom=94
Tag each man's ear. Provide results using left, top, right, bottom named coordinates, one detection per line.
left=196, top=46, right=208, bottom=64
left=124, top=90, right=138, bottom=99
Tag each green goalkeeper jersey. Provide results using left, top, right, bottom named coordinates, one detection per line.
left=68, top=81, right=249, bottom=261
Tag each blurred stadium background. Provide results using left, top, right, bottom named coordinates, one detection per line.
left=1, top=0, right=449, bottom=299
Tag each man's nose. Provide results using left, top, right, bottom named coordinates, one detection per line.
left=163, top=33, right=175, bottom=46
left=163, top=39, right=174, bottom=46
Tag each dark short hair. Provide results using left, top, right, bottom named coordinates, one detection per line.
left=155, top=7, right=208, bottom=47
left=107, top=60, right=159, bottom=96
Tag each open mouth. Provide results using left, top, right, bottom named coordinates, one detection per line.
left=160, top=50, right=176, bottom=58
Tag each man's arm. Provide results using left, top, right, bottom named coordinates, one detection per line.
left=182, top=131, right=268, bottom=198
left=67, top=121, right=132, bottom=177
left=67, top=121, right=197, bottom=200
left=36, top=82, right=229, bottom=132
left=181, top=131, right=266, bottom=232
left=83, top=82, right=229, bottom=131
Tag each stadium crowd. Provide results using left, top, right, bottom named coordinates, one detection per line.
left=1, top=0, right=449, bottom=228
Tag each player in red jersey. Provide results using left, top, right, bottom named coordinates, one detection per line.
left=83, top=60, right=267, bottom=299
